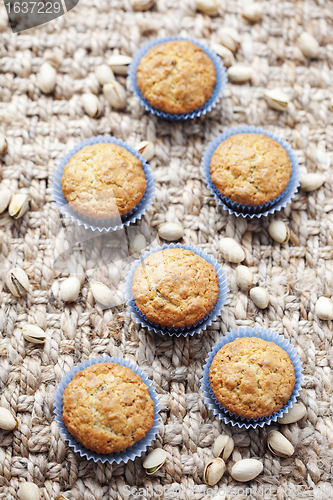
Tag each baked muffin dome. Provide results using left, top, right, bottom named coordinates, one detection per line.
left=136, top=40, right=216, bottom=114
left=131, top=248, right=219, bottom=329
left=209, top=133, right=292, bottom=207
left=209, top=337, right=296, bottom=419
left=62, top=362, right=155, bottom=454
left=61, top=143, right=147, bottom=219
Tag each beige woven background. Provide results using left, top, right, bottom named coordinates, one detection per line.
left=0, top=0, right=333, bottom=498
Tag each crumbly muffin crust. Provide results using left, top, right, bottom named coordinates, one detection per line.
left=210, top=133, right=292, bottom=207
left=209, top=337, right=296, bottom=419
left=131, top=248, right=219, bottom=329
left=61, top=143, right=147, bottom=219
left=62, top=362, right=155, bottom=454
left=136, top=41, right=217, bottom=114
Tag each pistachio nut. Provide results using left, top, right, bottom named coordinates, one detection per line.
left=6, top=268, right=29, bottom=297
left=22, top=325, right=46, bottom=344
left=108, top=55, right=132, bottom=75
left=90, top=282, right=114, bottom=307
left=0, top=407, right=18, bottom=430
left=103, top=81, right=127, bottom=109
left=143, top=448, right=167, bottom=474
left=0, top=188, right=12, bottom=214
left=158, top=222, right=184, bottom=242
left=315, top=297, right=333, bottom=320
left=195, top=0, right=218, bottom=16
left=267, top=430, right=294, bottom=458
left=211, top=43, right=234, bottom=67
left=242, top=3, right=262, bottom=22
left=230, top=458, right=263, bottom=482
left=227, top=65, right=253, bottom=83
left=264, top=88, right=289, bottom=111
left=95, top=64, right=115, bottom=86
left=82, top=93, right=101, bottom=118
left=37, top=62, right=57, bottom=94
left=204, top=458, right=226, bottom=486
left=18, top=482, right=41, bottom=500
left=137, top=140, right=155, bottom=161
left=300, top=173, right=325, bottom=192
left=249, top=287, right=269, bottom=309
left=8, top=193, right=29, bottom=219
left=129, top=233, right=147, bottom=254
left=217, top=27, right=241, bottom=53
left=0, top=134, right=7, bottom=154
left=268, top=220, right=290, bottom=244
left=235, top=265, right=253, bottom=291
left=278, top=403, right=307, bottom=424
left=212, top=434, right=234, bottom=461
left=60, top=276, right=81, bottom=302
left=219, top=237, right=245, bottom=263
left=132, top=0, right=155, bottom=11
left=299, top=32, right=320, bottom=58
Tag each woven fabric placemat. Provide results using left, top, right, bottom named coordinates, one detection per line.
left=0, top=0, right=333, bottom=498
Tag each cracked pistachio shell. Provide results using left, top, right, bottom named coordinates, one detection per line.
left=264, top=88, right=289, bottom=111
left=299, top=173, right=325, bottom=192
left=0, top=188, right=12, bottom=214
left=82, top=93, right=101, bottom=118
left=158, top=222, right=184, bottom=242
left=217, top=27, right=241, bottom=53
left=235, top=265, right=253, bottom=291
left=267, top=430, right=294, bottom=458
left=90, top=282, right=114, bottom=307
left=277, top=403, right=307, bottom=424
left=195, top=0, right=218, bottom=16
left=22, top=325, right=46, bottom=344
left=143, top=448, right=167, bottom=474
left=299, top=32, right=320, bottom=58
left=108, top=55, right=132, bottom=75
left=132, top=0, right=156, bottom=10
left=18, top=483, right=41, bottom=500
left=137, top=140, right=155, bottom=161
left=242, top=3, right=262, bottom=22
left=204, top=458, right=226, bottom=486
left=0, top=407, right=18, bottom=430
left=95, top=64, right=115, bottom=86
left=103, top=81, right=127, bottom=109
left=227, top=65, right=253, bottom=83
left=60, top=276, right=81, bottom=302
left=6, top=268, right=29, bottom=297
left=219, top=238, right=245, bottom=263
left=250, top=287, right=269, bottom=309
left=212, top=434, right=234, bottom=461
left=268, top=220, right=290, bottom=244
left=0, top=134, right=7, bottom=154
left=231, top=458, right=263, bottom=482
left=8, top=193, right=29, bottom=219
left=211, top=43, right=234, bottom=67
left=37, top=62, right=57, bottom=93
left=315, top=297, right=333, bottom=320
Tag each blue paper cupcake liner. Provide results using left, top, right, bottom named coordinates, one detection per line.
left=54, top=355, right=161, bottom=464
left=125, top=243, right=229, bottom=337
left=202, top=125, right=301, bottom=218
left=52, top=135, right=155, bottom=232
left=128, top=36, right=228, bottom=121
left=200, top=327, right=303, bottom=429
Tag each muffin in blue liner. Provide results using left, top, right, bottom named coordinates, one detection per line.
left=125, top=243, right=229, bottom=337
left=52, top=135, right=155, bottom=232
left=202, top=125, right=300, bottom=219
left=200, top=327, right=303, bottom=429
left=128, top=36, right=228, bottom=121
left=54, top=355, right=161, bottom=464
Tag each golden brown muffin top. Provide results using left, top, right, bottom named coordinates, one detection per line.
left=131, top=248, right=219, bottom=329
left=62, top=362, right=154, bottom=454
left=136, top=41, right=216, bottom=114
left=209, top=337, right=296, bottom=419
left=210, top=134, right=292, bottom=207
left=61, top=143, right=147, bottom=219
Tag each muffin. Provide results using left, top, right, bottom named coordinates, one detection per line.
left=209, top=133, right=292, bottom=207
left=61, top=143, right=147, bottom=219
left=209, top=337, right=296, bottom=419
left=62, top=362, right=155, bottom=454
left=136, top=40, right=217, bottom=114
left=131, top=248, right=219, bottom=329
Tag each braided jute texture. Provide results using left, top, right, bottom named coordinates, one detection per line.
left=1, top=0, right=333, bottom=498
